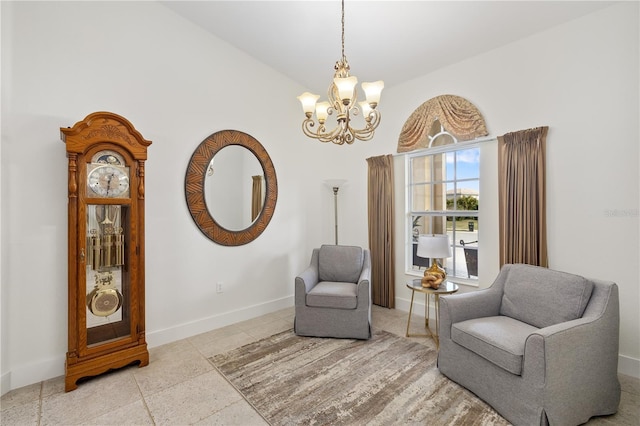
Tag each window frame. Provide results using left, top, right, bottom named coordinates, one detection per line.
left=405, top=139, right=481, bottom=285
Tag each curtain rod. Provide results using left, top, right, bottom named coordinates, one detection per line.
left=391, top=135, right=496, bottom=157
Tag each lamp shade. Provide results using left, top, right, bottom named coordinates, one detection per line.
left=315, top=102, right=330, bottom=123
left=324, top=179, right=347, bottom=190
left=417, top=234, right=452, bottom=259
left=362, top=80, right=384, bottom=106
left=359, top=101, right=372, bottom=119
left=334, top=76, right=358, bottom=103
left=297, top=92, right=320, bottom=115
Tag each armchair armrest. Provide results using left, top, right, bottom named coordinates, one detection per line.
left=357, top=270, right=370, bottom=286
left=357, top=250, right=371, bottom=286
left=441, top=287, right=502, bottom=323
left=439, top=287, right=503, bottom=340
left=523, top=282, right=620, bottom=396
left=356, top=249, right=371, bottom=311
left=296, top=266, right=318, bottom=292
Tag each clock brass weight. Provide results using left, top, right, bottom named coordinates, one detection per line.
left=61, top=112, right=151, bottom=391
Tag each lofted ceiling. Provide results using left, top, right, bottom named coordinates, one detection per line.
left=160, top=1, right=615, bottom=94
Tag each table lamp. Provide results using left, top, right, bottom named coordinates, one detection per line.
left=417, top=234, right=452, bottom=280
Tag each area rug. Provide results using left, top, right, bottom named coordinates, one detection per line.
left=209, top=329, right=510, bottom=425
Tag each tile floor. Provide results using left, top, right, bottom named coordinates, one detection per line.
left=2, top=306, right=639, bottom=425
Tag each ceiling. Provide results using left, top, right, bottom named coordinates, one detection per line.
left=160, top=1, right=615, bottom=94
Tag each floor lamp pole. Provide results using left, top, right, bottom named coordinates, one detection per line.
left=333, top=186, right=339, bottom=245
left=325, top=179, right=346, bottom=245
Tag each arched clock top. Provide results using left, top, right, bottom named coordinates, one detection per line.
left=61, top=111, right=152, bottom=159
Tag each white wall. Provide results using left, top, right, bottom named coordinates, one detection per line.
left=1, top=1, right=638, bottom=393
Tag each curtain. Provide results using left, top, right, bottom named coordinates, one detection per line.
left=251, top=175, right=263, bottom=222
left=397, top=94, right=488, bottom=152
left=366, top=155, right=395, bottom=308
left=498, top=126, right=548, bottom=267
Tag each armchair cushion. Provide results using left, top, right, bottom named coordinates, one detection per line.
left=318, top=245, right=363, bottom=283
left=452, top=316, right=539, bottom=375
left=499, top=263, right=594, bottom=328
left=307, top=281, right=358, bottom=309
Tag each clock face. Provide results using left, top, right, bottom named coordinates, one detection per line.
left=87, top=165, right=130, bottom=198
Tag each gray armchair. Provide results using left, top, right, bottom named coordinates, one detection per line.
left=294, top=245, right=371, bottom=339
left=438, top=263, right=621, bottom=426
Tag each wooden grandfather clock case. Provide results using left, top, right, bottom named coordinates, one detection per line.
left=61, top=112, right=151, bottom=391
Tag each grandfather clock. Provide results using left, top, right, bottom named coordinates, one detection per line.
left=61, top=112, right=151, bottom=391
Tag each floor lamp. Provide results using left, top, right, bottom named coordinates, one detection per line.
left=324, top=179, right=347, bottom=245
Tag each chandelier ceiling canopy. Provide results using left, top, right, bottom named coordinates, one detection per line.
left=297, top=0, right=384, bottom=145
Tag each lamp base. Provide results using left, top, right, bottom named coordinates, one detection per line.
left=422, top=260, right=446, bottom=289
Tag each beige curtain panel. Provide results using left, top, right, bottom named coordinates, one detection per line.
left=397, top=94, right=488, bottom=153
left=366, top=154, right=395, bottom=308
left=498, top=126, right=548, bottom=268
left=251, top=175, right=263, bottom=222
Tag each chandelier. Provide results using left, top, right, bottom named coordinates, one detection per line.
left=297, top=0, right=384, bottom=145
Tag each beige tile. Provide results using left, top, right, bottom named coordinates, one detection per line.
left=188, top=324, right=244, bottom=348
left=232, top=315, right=277, bottom=332
left=0, top=381, right=41, bottom=411
left=134, top=345, right=214, bottom=397
left=0, top=398, right=40, bottom=425
left=586, top=389, right=640, bottom=425
left=149, top=337, right=198, bottom=362
left=40, top=368, right=141, bottom=425
left=271, top=306, right=294, bottom=320
left=85, top=399, right=154, bottom=425
left=372, top=305, right=406, bottom=320
left=616, top=389, right=640, bottom=423
left=193, top=330, right=257, bottom=359
left=41, top=375, right=65, bottom=398
left=193, top=399, right=268, bottom=425
left=242, top=318, right=291, bottom=341
left=376, top=315, right=412, bottom=337
left=619, top=373, right=640, bottom=396
left=144, top=370, right=242, bottom=425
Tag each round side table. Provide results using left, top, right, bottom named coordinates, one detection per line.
left=406, top=278, right=459, bottom=347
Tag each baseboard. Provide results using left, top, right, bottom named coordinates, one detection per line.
left=395, top=296, right=640, bottom=379
left=1, top=296, right=294, bottom=395
left=618, top=353, right=640, bottom=378
left=146, top=295, right=293, bottom=348
left=1, top=371, right=11, bottom=396
left=2, top=355, right=64, bottom=395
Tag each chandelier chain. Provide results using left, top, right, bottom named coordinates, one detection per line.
left=341, top=0, right=345, bottom=60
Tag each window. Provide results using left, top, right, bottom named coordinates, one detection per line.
left=407, top=131, right=479, bottom=282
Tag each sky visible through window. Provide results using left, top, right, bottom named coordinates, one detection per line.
left=446, top=148, right=479, bottom=192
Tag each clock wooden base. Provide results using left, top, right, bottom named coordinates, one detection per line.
left=65, top=344, right=149, bottom=392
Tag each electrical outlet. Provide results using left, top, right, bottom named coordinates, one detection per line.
left=216, top=282, right=223, bottom=293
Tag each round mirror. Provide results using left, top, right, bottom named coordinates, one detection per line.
left=204, top=146, right=265, bottom=231
left=185, top=130, right=277, bottom=245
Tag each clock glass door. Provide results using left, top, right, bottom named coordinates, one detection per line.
left=85, top=204, right=130, bottom=346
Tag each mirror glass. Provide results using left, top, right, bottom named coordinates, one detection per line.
left=204, top=146, right=265, bottom=231
left=185, top=130, right=277, bottom=246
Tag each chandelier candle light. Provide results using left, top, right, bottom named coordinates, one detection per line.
left=297, top=0, right=384, bottom=145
